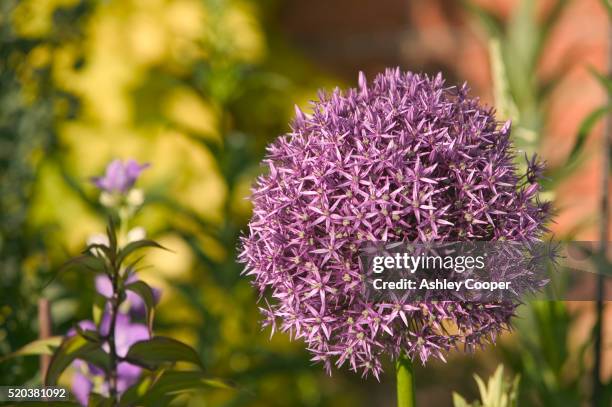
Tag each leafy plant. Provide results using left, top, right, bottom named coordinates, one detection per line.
left=453, top=365, right=520, bottom=407
left=1, top=160, right=231, bottom=406
left=0, top=0, right=91, bottom=386
left=465, top=0, right=570, bottom=154
left=466, top=1, right=612, bottom=406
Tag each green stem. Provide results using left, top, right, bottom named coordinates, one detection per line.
left=592, top=17, right=611, bottom=407
left=396, top=354, right=416, bottom=407
left=118, top=207, right=129, bottom=248
left=107, top=283, right=119, bottom=405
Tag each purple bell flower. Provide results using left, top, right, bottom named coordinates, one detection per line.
left=92, top=159, right=149, bottom=194
left=69, top=314, right=150, bottom=405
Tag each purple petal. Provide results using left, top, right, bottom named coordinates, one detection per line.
left=117, top=361, right=142, bottom=390
left=114, top=318, right=149, bottom=357
left=71, top=371, right=93, bottom=406
left=95, top=275, right=113, bottom=298
left=67, top=320, right=97, bottom=337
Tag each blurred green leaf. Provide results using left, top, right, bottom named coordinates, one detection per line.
left=118, top=369, right=164, bottom=407
left=74, top=327, right=102, bottom=343
left=601, top=0, right=612, bottom=18
left=453, top=392, right=474, bottom=407
left=135, top=371, right=233, bottom=405
left=68, top=330, right=111, bottom=372
left=124, top=254, right=146, bottom=273
left=489, top=37, right=518, bottom=121
left=507, top=301, right=583, bottom=406
left=0, top=336, right=62, bottom=362
left=589, top=66, right=612, bottom=94
left=82, top=245, right=113, bottom=261
left=454, top=365, right=519, bottom=407
left=126, top=280, right=157, bottom=334
left=124, top=337, right=203, bottom=370
left=45, top=333, right=103, bottom=385
left=88, top=392, right=113, bottom=407
left=106, top=218, right=118, bottom=255
left=567, top=105, right=610, bottom=164
left=80, top=347, right=111, bottom=373
left=540, top=0, right=569, bottom=49
left=43, top=254, right=107, bottom=289
left=116, top=240, right=169, bottom=268
left=62, top=254, right=107, bottom=274
left=92, top=293, right=106, bottom=326
left=463, top=1, right=505, bottom=38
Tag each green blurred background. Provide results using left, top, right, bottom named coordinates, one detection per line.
left=0, top=0, right=610, bottom=405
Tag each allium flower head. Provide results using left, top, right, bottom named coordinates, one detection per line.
left=92, top=159, right=149, bottom=194
left=239, top=69, right=550, bottom=378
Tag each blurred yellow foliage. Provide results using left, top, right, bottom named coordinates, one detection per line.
left=12, top=0, right=79, bottom=37
left=27, top=0, right=267, bottom=254
left=165, top=87, right=219, bottom=139
left=4, top=0, right=353, bottom=403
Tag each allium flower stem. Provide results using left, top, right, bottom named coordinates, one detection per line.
left=396, top=354, right=416, bottom=407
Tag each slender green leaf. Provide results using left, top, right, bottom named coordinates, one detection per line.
left=474, top=373, right=488, bottom=404
left=602, top=0, right=612, bottom=18
left=135, top=371, right=233, bottom=405
left=567, top=105, right=610, bottom=165
left=81, top=347, right=111, bottom=373
left=452, top=392, right=473, bottom=407
left=92, top=293, right=107, bottom=326
left=45, top=333, right=102, bottom=385
left=489, top=37, right=518, bottom=121
left=0, top=336, right=62, bottom=362
left=119, top=369, right=167, bottom=406
left=106, top=217, right=118, bottom=255
left=124, top=336, right=203, bottom=370
left=62, top=255, right=107, bottom=273
left=589, top=66, right=612, bottom=95
left=126, top=280, right=157, bottom=334
left=88, top=393, right=113, bottom=407
left=83, top=244, right=113, bottom=261
left=505, top=0, right=539, bottom=112
left=124, top=254, right=146, bottom=273
left=43, top=255, right=107, bottom=288
left=463, top=1, right=505, bottom=38
left=116, top=240, right=169, bottom=267
left=74, top=327, right=102, bottom=343
left=69, top=328, right=111, bottom=372
left=510, top=374, right=521, bottom=407
left=540, top=0, right=569, bottom=47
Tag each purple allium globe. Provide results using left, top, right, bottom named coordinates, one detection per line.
left=239, top=69, right=550, bottom=379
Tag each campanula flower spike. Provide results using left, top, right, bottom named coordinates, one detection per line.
left=7, top=157, right=225, bottom=405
